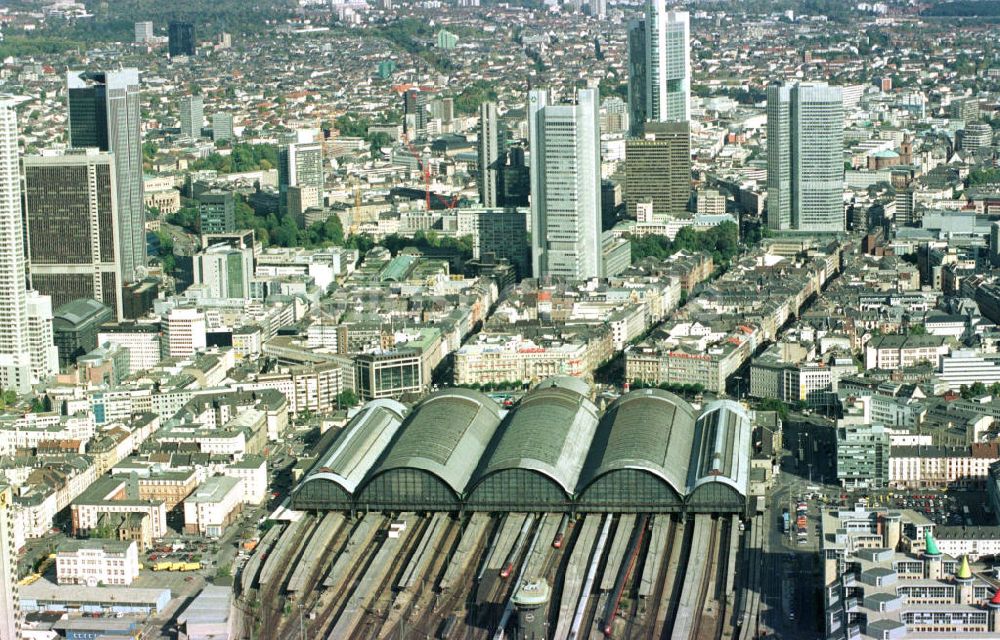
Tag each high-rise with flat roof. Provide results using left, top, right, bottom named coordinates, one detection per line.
left=478, top=101, right=501, bottom=208
left=625, top=120, right=691, bottom=217
left=134, top=21, right=153, bottom=43
left=179, top=94, right=204, bottom=139
left=626, top=20, right=647, bottom=136
left=168, top=21, right=195, bottom=57
left=67, top=69, right=146, bottom=282
left=528, top=88, right=602, bottom=280
left=404, top=89, right=429, bottom=139
left=767, top=81, right=844, bottom=233
left=278, top=142, right=324, bottom=215
left=212, top=112, right=234, bottom=142
left=23, top=149, right=125, bottom=320
left=197, top=190, right=235, bottom=235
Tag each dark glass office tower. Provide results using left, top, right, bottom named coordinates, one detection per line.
left=67, top=69, right=145, bottom=284
left=23, top=150, right=125, bottom=320
left=168, top=21, right=196, bottom=57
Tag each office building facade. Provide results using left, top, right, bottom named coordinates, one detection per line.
left=67, top=69, right=146, bottom=282
left=198, top=190, right=235, bottom=235
left=212, top=112, right=234, bottom=142
left=403, top=89, right=429, bottom=139
left=179, top=94, right=204, bottom=139
left=529, top=88, right=602, bottom=280
left=279, top=142, right=324, bottom=214
left=478, top=101, right=501, bottom=208
left=193, top=245, right=253, bottom=300
left=631, top=6, right=690, bottom=126
left=766, top=81, right=844, bottom=233
left=134, top=21, right=153, bottom=44
left=23, top=150, right=125, bottom=320
left=168, top=21, right=195, bottom=57
left=625, top=120, right=691, bottom=217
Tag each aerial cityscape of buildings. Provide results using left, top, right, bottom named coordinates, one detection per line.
left=0, top=0, right=995, bottom=638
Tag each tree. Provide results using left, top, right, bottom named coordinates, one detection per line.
left=336, top=390, right=359, bottom=408
left=971, top=382, right=988, bottom=398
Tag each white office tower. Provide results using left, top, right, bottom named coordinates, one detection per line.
left=528, top=88, right=602, bottom=280
left=134, top=21, right=153, bottom=43
left=478, top=101, right=501, bottom=208
left=0, top=103, right=34, bottom=394
left=179, top=94, right=204, bottom=139
left=165, top=307, right=207, bottom=358
left=767, top=81, right=844, bottom=233
left=646, top=6, right=690, bottom=123
left=0, top=484, right=20, bottom=640
left=26, top=291, right=58, bottom=383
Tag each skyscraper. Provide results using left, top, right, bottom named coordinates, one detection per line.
left=26, top=291, right=59, bottom=382
left=179, top=94, right=204, bottom=139
left=528, top=88, right=602, bottom=280
left=67, top=69, right=146, bottom=282
left=403, top=89, right=429, bottom=139
left=626, top=20, right=647, bottom=137
left=660, top=10, right=691, bottom=123
left=23, top=149, right=125, bottom=320
left=0, top=101, right=34, bottom=394
left=0, top=484, right=20, bottom=640
left=279, top=142, right=324, bottom=190
left=478, top=101, right=501, bottom=208
left=168, top=21, right=196, bottom=57
left=628, top=6, right=689, bottom=132
left=767, top=81, right=844, bottom=233
left=625, top=120, right=691, bottom=217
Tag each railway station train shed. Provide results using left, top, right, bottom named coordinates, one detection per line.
left=293, top=378, right=753, bottom=514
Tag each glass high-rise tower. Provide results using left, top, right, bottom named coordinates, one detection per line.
left=67, top=69, right=146, bottom=282
left=629, top=4, right=690, bottom=129
left=528, top=88, right=602, bottom=280
left=478, top=101, right=501, bottom=208
left=767, top=81, right=845, bottom=233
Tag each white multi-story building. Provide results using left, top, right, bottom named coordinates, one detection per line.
left=938, top=350, right=1000, bottom=391
left=57, top=540, right=139, bottom=587
left=889, top=445, right=1000, bottom=489
left=183, top=476, right=243, bottom=537
left=134, top=21, right=153, bottom=43
left=179, top=94, right=204, bottom=140
left=0, top=102, right=36, bottom=394
left=528, top=88, right=602, bottom=280
left=97, top=323, right=162, bottom=374
left=864, top=334, right=949, bottom=371
left=165, top=308, right=207, bottom=358
left=223, top=456, right=267, bottom=505
left=194, top=244, right=253, bottom=299
left=26, top=291, right=59, bottom=383
left=0, top=484, right=20, bottom=640
left=453, top=334, right=593, bottom=385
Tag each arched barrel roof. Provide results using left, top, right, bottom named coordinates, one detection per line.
left=577, top=388, right=697, bottom=503
left=468, top=378, right=599, bottom=503
left=362, top=388, right=502, bottom=498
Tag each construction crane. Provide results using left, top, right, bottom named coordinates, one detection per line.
left=401, top=133, right=458, bottom=211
